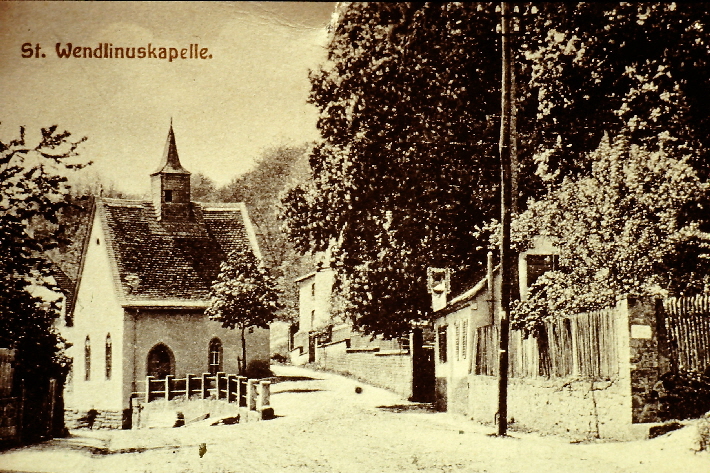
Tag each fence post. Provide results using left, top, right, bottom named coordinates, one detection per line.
left=238, top=376, right=247, bottom=407
left=202, top=373, right=209, bottom=399
left=216, top=372, right=225, bottom=399
left=145, top=376, right=153, bottom=403
left=186, top=374, right=193, bottom=398
left=165, top=375, right=174, bottom=401
left=227, top=375, right=236, bottom=403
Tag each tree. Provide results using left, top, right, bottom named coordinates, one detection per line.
left=0, top=124, right=88, bottom=439
left=281, top=3, right=503, bottom=338
left=510, top=133, right=710, bottom=335
left=205, top=250, right=281, bottom=374
left=220, top=144, right=314, bottom=325
left=524, top=3, right=710, bottom=183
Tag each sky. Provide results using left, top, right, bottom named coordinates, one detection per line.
left=0, top=2, right=336, bottom=195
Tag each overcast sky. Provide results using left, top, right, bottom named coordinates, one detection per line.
left=0, top=2, right=335, bottom=195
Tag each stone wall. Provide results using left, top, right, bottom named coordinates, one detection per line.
left=65, top=408, right=123, bottom=430
left=468, top=375, right=634, bottom=439
left=316, top=341, right=413, bottom=399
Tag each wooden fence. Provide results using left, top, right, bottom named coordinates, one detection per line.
left=137, top=372, right=271, bottom=412
left=475, top=305, right=619, bottom=380
left=661, top=295, right=710, bottom=373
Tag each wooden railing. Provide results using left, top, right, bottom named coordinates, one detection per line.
left=137, top=372, right=272, bottom=414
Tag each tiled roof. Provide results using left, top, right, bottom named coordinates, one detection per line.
left=98, top=198, right=257, bottom=305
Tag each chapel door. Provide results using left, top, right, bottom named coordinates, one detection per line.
left=147, top=344, right=174, bottom=379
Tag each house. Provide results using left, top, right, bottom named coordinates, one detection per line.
left=431, top=239, right=676, bottom=439
left=61, top=126, right=269, bottom=429
left=290, top=254, right=434, bottom=401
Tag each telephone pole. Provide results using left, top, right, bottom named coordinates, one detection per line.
left=497, top=1, right=515, bottom=437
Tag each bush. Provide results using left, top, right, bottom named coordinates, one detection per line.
left=245, top=359, right=272, bottom=379
left=659, top=369, right=710, bottom=421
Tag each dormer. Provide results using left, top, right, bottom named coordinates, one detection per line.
left=151, top=124, right=191, bottom=221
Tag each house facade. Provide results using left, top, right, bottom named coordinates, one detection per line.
left=62, top=126, right=269, bottom=429
left=432, top=239, right=673, bottom=439
left=290, top=256, right=433, bottom=401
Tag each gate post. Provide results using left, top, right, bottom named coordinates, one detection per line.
left=145, top=376, right=153, bottom=403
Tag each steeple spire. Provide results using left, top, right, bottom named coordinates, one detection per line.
left=151, top=123, right=192, bottom=221
left=152, top=122, right=190, bottom=176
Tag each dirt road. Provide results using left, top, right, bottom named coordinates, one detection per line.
left=1, top=365, right=709, bottom=472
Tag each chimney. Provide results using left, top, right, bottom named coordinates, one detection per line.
left=428, top=267, right=450, bottom=312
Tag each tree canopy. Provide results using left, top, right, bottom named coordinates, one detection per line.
left=511, top=133, right=710, bottom=335
left=281, top=3, right=710, bottom=338
left=0, top=125, right=88, bottom=382
left=206, top=250, right=280, bottom=373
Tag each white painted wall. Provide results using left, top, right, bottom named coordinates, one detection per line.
left=63, top=210, right=125, bottom=412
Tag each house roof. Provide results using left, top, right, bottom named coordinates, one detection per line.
left=436, top=265, right=500, bottom=315
left=97, top=198, right=260, bottom=306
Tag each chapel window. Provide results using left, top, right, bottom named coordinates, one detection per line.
left=208, top=338, right=223, bottom=375
left=84, top=336, right=91, bottom=381
left=105, top=334, right=112, bottom=380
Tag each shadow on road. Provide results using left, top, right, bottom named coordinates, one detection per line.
left=377, top=404, right=436, bottom=414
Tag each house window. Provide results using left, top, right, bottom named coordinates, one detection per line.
left=84, top=336, right=91, bottom=381
left=105, top=334, right=112, bottom=380
left=438, top=325, right=448, bottom=363
left=526, top=254, right=559, bottom=287
left=455, top=323, right=460, bottom=361
left=208, top=338, right=223, bottom=375
left=310, top=309, right=315, bottom=327
left=462, top=321, right=468, bottom=360
left=311, top=282, right=316, bottom=298
left=164, top=189, right=173, bottom=202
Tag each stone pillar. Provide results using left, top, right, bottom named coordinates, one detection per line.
left=624, top=296, right=669, bottom=423
left=247, top=379, right=257, bottom=411
left=258, top=380, right=273, bottom=420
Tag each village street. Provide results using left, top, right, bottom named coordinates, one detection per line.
left=1, top=365, right=709, bottom=473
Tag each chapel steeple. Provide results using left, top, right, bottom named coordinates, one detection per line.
left=151, top=123, right=192, bottom=221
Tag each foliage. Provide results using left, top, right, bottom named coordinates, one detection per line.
left=658, top=369, right=710, bottom=422
left=511, top=133, right=709, bottom=334
left=525, top=3, right=710, bottom=183
left=281, top=3, right=503, bottom=338
left=0, top=125, right=88, bottom=382
left=220, top=144, right=314, bottom=324
left=206, top=250, right=281, bottom=373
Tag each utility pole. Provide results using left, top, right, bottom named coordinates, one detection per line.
left=497, top=1, right=514, bottom=437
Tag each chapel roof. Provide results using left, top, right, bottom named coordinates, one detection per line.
left=97, top=198, right=259, bottom=306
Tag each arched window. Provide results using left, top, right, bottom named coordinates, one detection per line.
left=208, top=338, right=223, bottom=375
left=147, top=344, right=174, bottom=380
left=105, top=334, right=112, bottom=380
left=84, top=336, right=91, bottom=381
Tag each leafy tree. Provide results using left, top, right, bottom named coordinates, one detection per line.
left=205, top=250, right=281, bottom=374
left=524, top=3, right=710, bottom=183
left=511, top=133, right=710, bottom=335
left=0, top=125, right=88, bottom=438
left=220, top=144, right=314, bottom=324
left=191, top=172, right=219, bottom=202
left=281, top=3, right=503, bottom=338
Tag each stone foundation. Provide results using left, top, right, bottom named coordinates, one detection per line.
left=65, top=408, right=123, bottom=430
